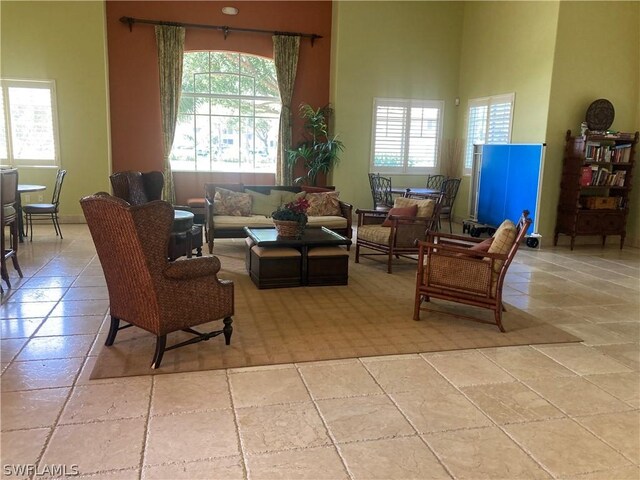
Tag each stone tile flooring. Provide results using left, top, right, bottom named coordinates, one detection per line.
left=1, top=225, right=638, bottom=479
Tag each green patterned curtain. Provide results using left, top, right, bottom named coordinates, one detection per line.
left=273, top=35, right=300, bottom=185
left=155, top=25, right=185, bottom=204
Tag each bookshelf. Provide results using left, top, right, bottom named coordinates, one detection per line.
left=554, top=130, right=638, bottom=250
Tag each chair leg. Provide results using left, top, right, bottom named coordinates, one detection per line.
left=448, top=217, right=453, bottom=234
left=105, top=316, right=120, bottom=346
left=495, top=308, right=506, bottom=333
left=355, top=244, right=360, bottom=263
left=10, top=221, right=22, bottom=278
left=29, top=214, right=34, bottom=242
left=413, top=294, right=422, bottom=321
left=1, top=226, right=10, bottom=289
left=387, top=249, right=393, bottom=274
left=223, top=317, right=233, bottom=345
left=151, top=335, right=167, bottom=369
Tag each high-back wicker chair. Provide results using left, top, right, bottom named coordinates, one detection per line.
left=1, top=168, right=23, bottom=290
left=109, top=170, right=164, bottom=205
left=80, top=193, right=234, bottom=369
left=368, top=173, right=394, bottom=211
left=414, top=210, right=531, bottom=332
left=355, top=193, right=443, bottom=273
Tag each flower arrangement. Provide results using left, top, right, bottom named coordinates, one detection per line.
left=271, top=197, right=310, bottom=237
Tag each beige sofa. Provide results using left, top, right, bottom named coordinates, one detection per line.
left=204, top=184, right=353, bottom=253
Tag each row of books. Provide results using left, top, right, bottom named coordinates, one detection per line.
left=585, top=142, right=633, bottom=163
left=580, top=166, right=626, bottom=187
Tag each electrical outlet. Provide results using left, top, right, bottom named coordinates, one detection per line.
left=24, top=194, right=31, bottom=203
left=38, top=195, right=44, bottom=202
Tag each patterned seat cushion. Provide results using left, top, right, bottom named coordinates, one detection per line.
left=357, top=225, right=391, bottom=245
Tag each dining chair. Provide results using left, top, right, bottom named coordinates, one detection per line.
left=1, top=168, right=23, bottom=288
left=439, top=177, right=461, bottom=233
left=23, top=169, right=67, bottom=242
left=368, top=173, right=394, bottom=211
left=425, top=174, right=447, bottom=191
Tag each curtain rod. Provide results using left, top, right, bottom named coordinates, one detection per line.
left=120, top=16, right=322, bottom=46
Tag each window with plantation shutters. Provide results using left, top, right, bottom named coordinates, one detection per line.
left=371, top=98, right=444, bottom=174
left=464, top=93, right=514, bottom=172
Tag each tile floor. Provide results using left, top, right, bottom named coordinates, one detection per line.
left=1, top=225, right=639, bottom=479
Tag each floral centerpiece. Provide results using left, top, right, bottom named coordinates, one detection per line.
left=271, top=197, right=310, bottom=238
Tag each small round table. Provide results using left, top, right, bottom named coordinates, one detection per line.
left=169, top=210, right=203, bottom=260
left=17, top=184, right=47, bottom=243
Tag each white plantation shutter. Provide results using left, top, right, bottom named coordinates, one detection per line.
left=464, top=93, right=514, bottom=171
left=371, top=98, right=443, bottom=173
left=0, top=88, right=7, bottom=163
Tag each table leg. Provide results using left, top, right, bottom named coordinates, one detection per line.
left=16, top=195, right=25, bottom=243
left=301, top=245, right=309, bottom=286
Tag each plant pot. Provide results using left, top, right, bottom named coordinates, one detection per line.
left=274, top=220, right=303, bottom=238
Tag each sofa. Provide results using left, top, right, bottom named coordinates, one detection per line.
left=204, top=184, right=353, bottom=253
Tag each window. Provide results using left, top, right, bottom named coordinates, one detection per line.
left=0, top=79, right=60, bottom=168
left=464, top=93, right=515, bottom=172
left=171, top=51, right=281, bottom=172
left=371, top=98, right=444, bottom=174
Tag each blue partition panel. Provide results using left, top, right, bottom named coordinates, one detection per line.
left=477, top=144, right=543, bottom=234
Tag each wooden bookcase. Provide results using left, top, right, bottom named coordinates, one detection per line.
left=554, top=130, right=638, bottom=250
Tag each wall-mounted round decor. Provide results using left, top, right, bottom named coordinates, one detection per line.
left=585, top=99, right=615, bottom=131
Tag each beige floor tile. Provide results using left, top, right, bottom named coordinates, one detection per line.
left=229, top=366, right=310, bottom=407
left=425, top=350, right=515, bottom=386
left=316, top=394, right=414, bottom=443
left=461, top=381, right=565, bottom=425
left=74, top=356, right=152, bottom=387
left=534, top=344, right=632, bottom=375
left=59, top=381, right=151, bottom=424
left=16, top=334, right=94, bottom=361
left=77, top=468, right=141, bottom=479
left=480, top=345, right=576, bottom=380
left=425, top=426, right=550, bottom=479
left=594, top=343, right=640, bottom=370
left=236, top=402, right=330, bottom=454
left=584, top=372, right=640, bottom=408
left=62, top=286, right=109, bottom=301
left=1, top=387, right=69, bottom=431
left=40, top=418, right=146, bottom=475
left=391, top=384, right=491, bottom=433
left=504, top=418, right=632, bottom=477
left=1, top=358, right=84, bottom=392
left=20, top=276, right=76, bottom=289
left=0, top=338, right=27, bottom=363
left=298, top=359, right=382, bottom=399
left=0, top=428, right=50, bottom=470
left=145, top=410, right=239, bottom=465
left=575, top=411, right=640, bottom=464
left=142, top=456, right=244, bottom=480
left=339, top=436, right=450, bottom=480
left=71, top=275, right=108, bottom=288
left=0, top=318, right=43, bottom=338
left=35, top=315, right=104, bottom=337
left=48, top=299, right=109, bottom=317
left=567, top=305, right=639, bottom=324
left=600, top=322, right=640, bottom=341
left=558, top=323, right=628, bottom=346
left=566, top=465, right=640, bottom=479
left=247, top=447, right=348, bottom=480
left=361, top=357, right=450, bottom=393
left=5, top=287, right=67, bottom=303
left=523, top=376, right=632, bottom=416
left=0, top=300, right=57, bottom=319
left=151, top=370, right=231, bottom=415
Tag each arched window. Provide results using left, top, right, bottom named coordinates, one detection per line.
left=171, top=51, right=281, bottom=172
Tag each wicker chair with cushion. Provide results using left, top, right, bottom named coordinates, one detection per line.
left=368, top=173, right=394, bottom=211
left=414, top=210, right=531, bottom=332
left=80, top=193, right=234, bottom=369
left=1, top=168, right=23, bottom=289
left=355, top=194, right=443, bottom=274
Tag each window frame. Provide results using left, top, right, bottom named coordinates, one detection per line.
left=0, top=78, right=61, bottom=169
left=170, top=51, right=281, bottom=173
left=370, top=97, right=445, bottom=175
left=463, top=92, right=515, bottom=174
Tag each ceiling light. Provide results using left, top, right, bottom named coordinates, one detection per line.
left=222, top=6, right=239, bottom=15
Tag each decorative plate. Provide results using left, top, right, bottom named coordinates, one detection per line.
left=585, top=99, right=615, bottom=131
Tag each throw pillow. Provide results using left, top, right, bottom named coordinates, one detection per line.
left=463, top=237, right=494, bottom=259
left=279, top=190, right=307, bottom=206
left=394, top=197, right=435, bottom=218
left=306, top=191, right=341, bottom=216
left=213, top=187, right=252, bottom=216
left=381, top=205, right=418, bottom=227
left=245, top=189, right=282, bottom=217
left=487, top=219, right=517, bottom=273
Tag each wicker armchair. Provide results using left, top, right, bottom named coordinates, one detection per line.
left=355, top=194, right=443, bottom=273
left=80, top=193, right=234, bottom=369
left=414, top=210, right=531, bottom=332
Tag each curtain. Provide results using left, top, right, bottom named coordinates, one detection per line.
left=155, top=25, right=185, bottom=204
left=273, top=35, right=300, bottom=186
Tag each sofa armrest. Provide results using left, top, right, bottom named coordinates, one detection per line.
left=338, top=201, right=353, bottom=231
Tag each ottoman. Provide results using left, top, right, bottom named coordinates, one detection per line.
left=249, top=246, right=301, bottom=289
left=307, top=246, right=349, bottom=286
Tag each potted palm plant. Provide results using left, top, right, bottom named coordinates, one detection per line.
left=287, top=104, right=344, bottom=186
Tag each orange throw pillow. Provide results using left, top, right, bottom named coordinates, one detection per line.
left=381, top=205, right=418, bottom=227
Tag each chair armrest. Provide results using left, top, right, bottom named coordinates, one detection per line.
left=163, top=256, right=221, bottom=280
left=426, top=230, right=486, bottom=244
left=355, top=208, right=386, bottom=215
left=417, top=240, right=508, bottom=260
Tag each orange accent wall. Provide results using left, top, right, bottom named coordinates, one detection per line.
left=106, top=1, right=332, bottom=196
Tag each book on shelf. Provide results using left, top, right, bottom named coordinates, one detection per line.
left=580, top=166, right=592, bottom=186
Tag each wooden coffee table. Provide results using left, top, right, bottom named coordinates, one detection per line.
left=244, top=227, right=352, bottom=287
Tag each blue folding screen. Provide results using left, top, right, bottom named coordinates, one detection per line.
left=477, top=144, right=544, bottom=234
